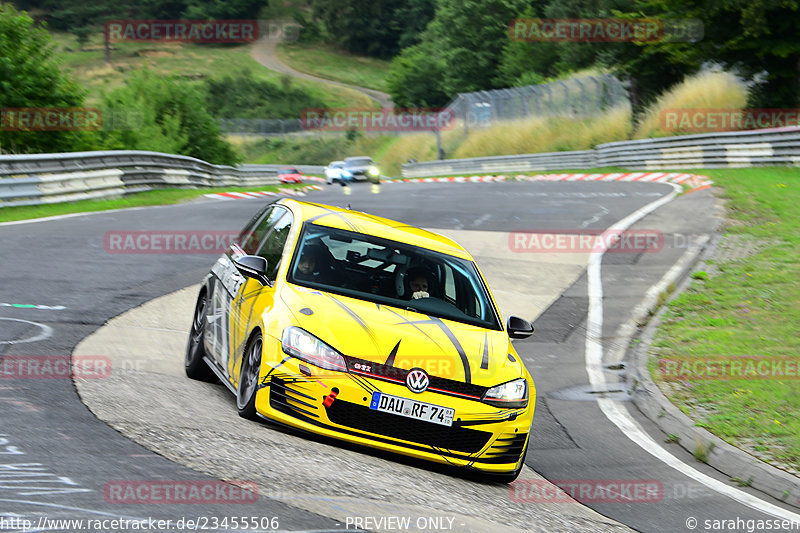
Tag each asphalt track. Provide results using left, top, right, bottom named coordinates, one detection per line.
left=1, top=181, right=798, bottom=532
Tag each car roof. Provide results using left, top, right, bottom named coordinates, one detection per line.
left=279, top=167, right=300, bottom=171
left=278, top=199, right=471, bottom=259
left=344, top=156, right=373, bottom=162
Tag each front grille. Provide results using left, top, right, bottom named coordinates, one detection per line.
left=482, top=433, right=528, bottom=463
left=326, top=399, right=492, bottom=453
left=269, top=377, right=319, bottom=418
left=346, top=356, right=488, bottom=400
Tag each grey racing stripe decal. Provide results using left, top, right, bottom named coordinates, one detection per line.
left=325, top=294, right=379, bottom=346
left=384, top=340, right=401, bottom=367
left=428, top=316, right=471, bottom=384
left=480, top=333, right=489, bottom=370
left=306, top=208, right=360, bottom=232
left=384, top=307, right=447, bottom=351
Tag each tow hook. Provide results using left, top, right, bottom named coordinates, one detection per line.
left=323, top=389, right=339, bottom=408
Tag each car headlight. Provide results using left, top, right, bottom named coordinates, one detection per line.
left=483, top=378, right=528, bottom=408
left=367, top=166, right=379, bottom=176
left=342, top=170, right=353, bottom=178
left=281, top=326, right=347, bottom=372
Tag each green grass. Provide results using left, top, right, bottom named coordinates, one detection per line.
left=239, top=133, right=398, bottom=170
left=0, top=183, right=307, bottom=223
left=276, top=42, right=391, bottom=92
left=649, top=167, right=800, bottom=470
left=51, top=32, right=373, bottom=109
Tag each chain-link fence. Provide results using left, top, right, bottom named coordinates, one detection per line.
left=217, top=75, right=629, bottom=139
left=217, top=118, right=304, bottom=138
left=443, top=74, right=628, bottom=133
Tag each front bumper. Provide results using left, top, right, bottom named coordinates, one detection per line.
left=254, top=337, right=534, bottom=473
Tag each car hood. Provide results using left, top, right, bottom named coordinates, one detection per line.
left=278, top=284, right=521, bottom=387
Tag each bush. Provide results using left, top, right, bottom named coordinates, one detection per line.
left=633, top=71, right=748, bottom=139
left=98, top=70, right=239, bottom=165
left=0, top=3, right=97, bottom=154
left=204, top=70, right=327, bottom=120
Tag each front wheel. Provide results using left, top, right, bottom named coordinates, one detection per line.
left=237, top=332, right=263, bottom=420
left=185, top=291, right=214, bottom=382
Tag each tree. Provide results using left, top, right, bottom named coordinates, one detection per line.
left=0, top=3, right=96, bottom=153
left=311, top=0, right=435, bottom=59
left=432, top=0, right=530, bottom=95
left=387, top=39, right=450, bottom=108
left=98, top=70, right=240, bottom=165
left=622, top=0, right=800, bottom=108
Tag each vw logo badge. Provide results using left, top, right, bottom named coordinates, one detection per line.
left=406, top=368, right=429, bottom=394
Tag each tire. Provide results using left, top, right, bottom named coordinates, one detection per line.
left=236, top=331, right=263, bottom=420
left=185, top=291, right=215, bottom=382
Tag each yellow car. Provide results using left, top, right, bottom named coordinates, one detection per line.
left=185, top=199, right=536, bottom=481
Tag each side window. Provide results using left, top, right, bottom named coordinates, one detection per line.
left=239, top=207, right=282, bottom=256
left=254, top=210, right=293, bottom=281
left=443, top=264, right=457, bottom=301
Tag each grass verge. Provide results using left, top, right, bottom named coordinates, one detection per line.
left=52, top=32, right=372, bottom=109
left=276, top=42, right=391, bottom=92
left=0, top=183, right=307, bottom=223
left=648, top=167, right=800, bottom=471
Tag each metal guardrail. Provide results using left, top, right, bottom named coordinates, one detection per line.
left=402, top=127, right=800, bottom=177
left=0, top=151, right=324, bottom=208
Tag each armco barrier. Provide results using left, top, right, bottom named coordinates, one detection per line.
left=402, top=126, right=800, bottom=177
left=0, top=150, right=324, bottom=207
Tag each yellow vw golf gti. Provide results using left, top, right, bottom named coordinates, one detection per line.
left=185, top=199, right=536, bottom=481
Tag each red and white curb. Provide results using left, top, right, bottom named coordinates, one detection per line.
left=384, top=176, right=506, bottom=183
left=388, top=172, right=712, bottom=191
left=512, top=172, right=713, bottom=191
left=204, top=185, right=323, bottom=201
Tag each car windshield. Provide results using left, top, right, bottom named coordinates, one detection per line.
left=287, top=223, right=501, bottom=330
left=280, top=168, right=299, bottom=174
left=345, top=158, right=373, bottom=167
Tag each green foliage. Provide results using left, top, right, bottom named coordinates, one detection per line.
left=311, top=0, right=435, bottom=59
left=98, top=69, right=239, bottom=165
left=204, top=70, right=327, bottom=119
left=614, top=0, right=800, bottom=109
left=182, top=0, right=266, bottom=19
left=0, top=3, right=96, bottom=153
left=432, top=0, right=530, bottom=95
left=386, top=39, right=450, bottom=108
left=388, top=0, right=530, bottom=105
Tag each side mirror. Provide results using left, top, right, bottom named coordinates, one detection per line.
left=507, top=315, right=534, bottom=339
left=233, top=255, right=269, bottom=286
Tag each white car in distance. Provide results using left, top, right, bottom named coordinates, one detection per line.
left=325, top=161, right=346, bottom=184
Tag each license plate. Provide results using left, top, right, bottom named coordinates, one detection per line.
left=369, top=392, right=454, bottom=427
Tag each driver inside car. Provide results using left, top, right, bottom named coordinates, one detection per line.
left=294, top=245, right=342, bottom=285
left=404, top=266, right=436, bottom=300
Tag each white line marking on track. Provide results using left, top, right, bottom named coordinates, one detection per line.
left=0, top=319, right=53, bottom=345
left=585, top=184, right=800, bottom=521
left=0, top=303, right=66, bottom=311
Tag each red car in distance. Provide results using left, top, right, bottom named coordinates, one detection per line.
left=278, top=167, right=303, bottom=184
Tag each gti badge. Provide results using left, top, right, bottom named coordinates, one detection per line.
left=406, top=368, right=429, bottom=394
